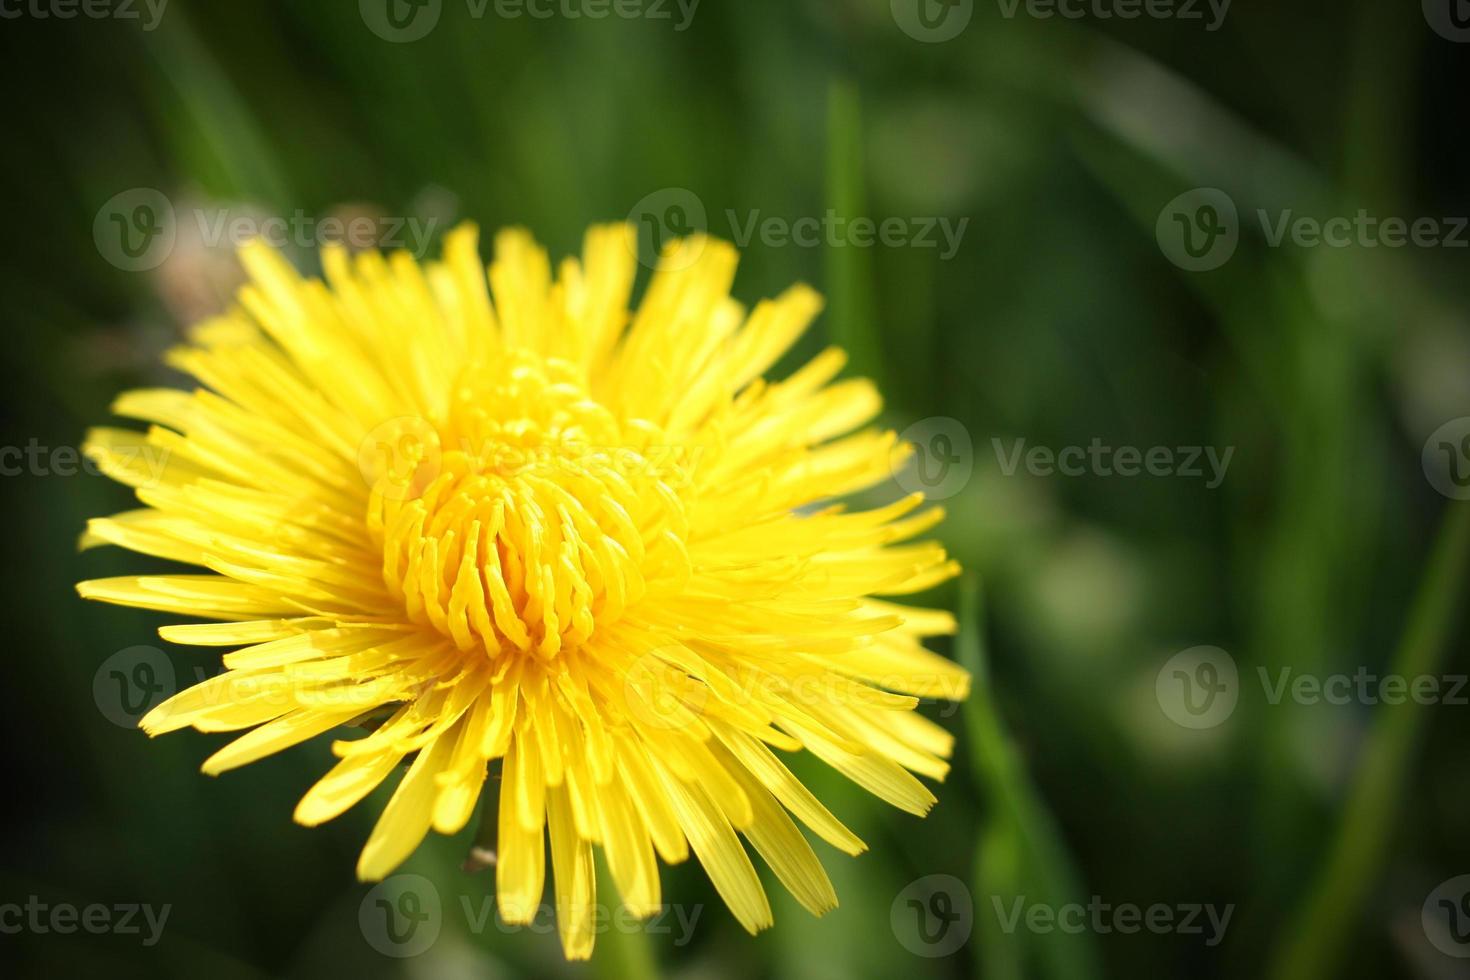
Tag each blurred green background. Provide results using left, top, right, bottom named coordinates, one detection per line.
left=3, top=1, right=1470, bottom=977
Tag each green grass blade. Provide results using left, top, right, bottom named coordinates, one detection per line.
left=959, top=575, right=1102, bottom=980
left=142, top=11, right=293, bottom=205
left=593, top=855, right=661, bottom=980
left=823, top=77, right=882, bottom=387
left=1267, top=501, right=1470, bottom=980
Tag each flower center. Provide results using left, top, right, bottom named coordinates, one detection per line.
left=366, top=353, right=693, bottom=659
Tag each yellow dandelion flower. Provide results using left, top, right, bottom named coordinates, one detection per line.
left=76, top=223, right=970, bottom=958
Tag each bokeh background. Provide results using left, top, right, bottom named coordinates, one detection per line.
left=3, top=1, right=1470, bottom=977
